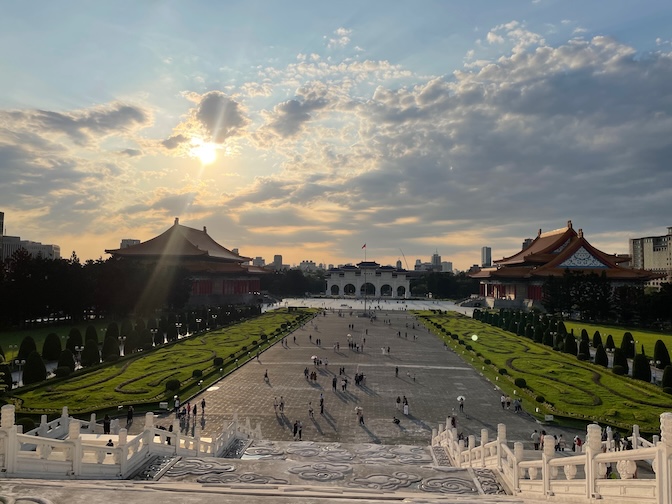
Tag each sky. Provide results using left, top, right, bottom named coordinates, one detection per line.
left=1, top=1, right=671, bottom=271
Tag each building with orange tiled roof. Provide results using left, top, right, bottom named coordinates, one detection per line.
left=106, top=218, right=268, bottom=306
left=470, top=221, right=662, bottom=309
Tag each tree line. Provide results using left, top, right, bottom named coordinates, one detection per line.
left=541, top=271, right=672, bottom=328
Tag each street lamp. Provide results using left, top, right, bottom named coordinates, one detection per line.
left=74, top=345, right=84, bottom=368
left=211, top=314, right=218, bottom=328
left=14, top=359, right=26, bottom=387
left=150, top=328, right=158, bottom=346
left=176, top=323, right=183, bottom=338
left=118, top=336, right=126, bottom=356
left=196, top=318, right=202, bottom=332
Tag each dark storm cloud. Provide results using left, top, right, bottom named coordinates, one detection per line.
left=161, top=134, right=189, bottom=149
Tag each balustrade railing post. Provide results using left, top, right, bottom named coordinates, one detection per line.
left=658, top=413, right=672, bottom=504
left=632, top=424, right=640, bottom=449
left=542, top=434, right=556, bottom=496
left=468, top=435, right=475, bottom=467
left=118, top=428, right=128, bottom=477
left=68, top=419, right=82, bottom=477
left=457, top=439, right=465, bottom=468
left=39, top=414, right=48, bottom=436
left=1, top=404, right=17, bottom=474
left=481, top=428, right=488, bottom=467
left=497, top=423, right=507, bottom=471
left=513, top=441, right=524, bottom=493
left=586, top=423, right=602, bottom=499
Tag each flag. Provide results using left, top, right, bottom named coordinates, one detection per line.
left=362, top=243, right=366, bottom=249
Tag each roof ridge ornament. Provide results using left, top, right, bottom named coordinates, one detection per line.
left=567, top=219, right=572, bottom=229
left=578, top=228, right=583, bottom=238
left=174, top=217, right=179, bottom=225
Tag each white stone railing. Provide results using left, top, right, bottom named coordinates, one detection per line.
left=432, top=413, right=672, bottom=504
left=0, top=404, right=259, bottom=479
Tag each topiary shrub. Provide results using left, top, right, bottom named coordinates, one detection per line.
left=465, top=344, right=472, bottom=351
left=54, top=366, right=72, bottom=378
left=484, top=359, right=491, bottom=365
left=260, top=334, right=268, bottom=341
left=594, top=344, right=608, bottom=367
left=514, top=377, right=527, bottom=388
left=192, top=369, right=203, bottom=378
left=577, top=353, right=589, bottom=361
left=535, top=395, right=545, bottom=403
left=613, top=365, right=627, bottom=375
left=451, top=334, right=458, bottom=339
left=458, top=340, right=465, bottom=346
left=498, top=368, right=508, bottom=375
left=241, top=346, right=248, bottom=351
left=664, top=387, right=672, bottom=395
left=213, top=357, right=224, bottom=366
left=165, top=379, right=180, bottom=392
left=251, top=340, right=258, bottom=346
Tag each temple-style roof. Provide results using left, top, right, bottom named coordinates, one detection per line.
left=106, top=218, right=251, bottom=263
left=472, top=221, right=661, bottom=281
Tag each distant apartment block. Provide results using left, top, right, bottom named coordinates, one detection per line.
left=481, top=246, right=492, bottom=267
left=441, top=261, right=453, bottom=273
left=252, top=256, right=266, bottom=267
left=2, top=236, right=61, bottom=260
left=630, top=227, right=672, bottom=288
left=299, top=260, right=317, bottom=273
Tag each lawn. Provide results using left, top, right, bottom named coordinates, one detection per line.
left=10, top=308, right=317, bottom=416
left=416, top=311, right=672, bottom=433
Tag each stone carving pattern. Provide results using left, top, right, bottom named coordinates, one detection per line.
left=420, top=476, right=477, bottom=494
left=432, top=446, right=451, bottom=466
left=197, top=473, right=288, bottom=485
left=558, top=247, right=607, bottom=268
left=528, top=467, right=538, bottom=480
left=473, top=468, right=506, bottom=495
left=288, top=463, right=353, bottom=481
left=616, top=459, right=637, bottom=479
left=166, top=458, right=235, bottom=476
left=0, top=496, right=55, bottom=503
left=563, top=464, right=577, bottom=480
left=553, top=239, right=570, bottom=254
left=347, top=472, right=421, bottom=491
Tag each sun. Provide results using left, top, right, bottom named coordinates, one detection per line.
left=189, top=139, right=218, bottom=165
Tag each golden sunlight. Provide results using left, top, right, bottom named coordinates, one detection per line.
left=189, top=139, right=218, bottom=165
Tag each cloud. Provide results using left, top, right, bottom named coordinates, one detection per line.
left=327, top=27, right=352, bottom=49
left=195, top=91, right=250, bottom=143
left=121, top=148, right=142, bottom=156
left=161, top=134, right=189, bottom=149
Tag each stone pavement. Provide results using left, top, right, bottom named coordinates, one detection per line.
left=137, top=309, right=583, bottom=449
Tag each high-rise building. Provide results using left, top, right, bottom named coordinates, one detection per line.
left=481, top=246, right=492, bottom=267
left=273, top=254, right=283, bottom=270
left=441, top=261, right=453, bottom=273
left=630, top=227, right=672, bottom=288
left=431, top=251, right=441, bottom=269
left=252, top=256, right=266, bottom=267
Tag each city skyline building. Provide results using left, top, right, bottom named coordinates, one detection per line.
left=120, top=239, right=140, bottom=249
left=481, top=246, right=492, bottom=267
left=629, top=226, right=672, bottom=288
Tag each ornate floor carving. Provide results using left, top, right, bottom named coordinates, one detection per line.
left=473, top=467, right=507, bottom=494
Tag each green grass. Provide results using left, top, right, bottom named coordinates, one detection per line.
left=9, top=309, right=317, bottom=415
left=416, top=311, right=672, bottom=433
left=564, top=321, right=672, bottom=356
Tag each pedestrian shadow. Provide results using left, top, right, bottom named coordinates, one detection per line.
left=308, top=381, right=323, bottom=390
left=310, top=417, right=324, bottom=435
left=405, top=413, right=432, bottom=432
left=357, top=384, right=378, bottom=397
left=276, top=413, right=291, bottom=428
left=321, top=411, right=338, bottom=431
left=360, top=424, right=381, bottom=443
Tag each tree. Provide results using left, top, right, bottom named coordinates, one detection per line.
left=621, top=332, right=635, bottom=358
left=605, top=334, right=615, bottom=350
left=80, top=338, right=100, bottom=367
left=594, top=344, right=608, bottom=367
left=57, top=349, right=76, bottom=373
left=101, top=334, right=120, bottom=362
left=41, top=332, right=62, bottom=361
left=653, top=340, right=671, bottom=369
left=17, top=336, right=37, bottom=361
left=663, top=365, right=672, bottom=389
left=106, top=322, right=120, bottom=341
left=23, top=350, right=47, bottom=385
left=613, top=348, right=629, bottom=374
left=578, top=339, right=590, bottom=359
left=592, top=331, right=603, bottom=349
left=84, top=325, right=99, bottom=345
left=632, top=353, right=652, bottom=382
left=542, top=329, right=554, bottom=347
left=65, top=328, right=83, bottom=353
left=563, top=333, right=578, bottom=356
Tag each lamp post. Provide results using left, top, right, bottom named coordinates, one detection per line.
left=176, top=322, right=183, bottom=338
left=74, top=345, right=84, bottom=369
left=196, top=318, right=202, bottom=333
left=14, top=359, right=26, bottom=387
left=150, top=328, right=158, bottom=347
left=118, top=336, right=126, bottom=356
left=211, top=314, right=218, bottom=328
left=650, top=360, right=661, bottom=383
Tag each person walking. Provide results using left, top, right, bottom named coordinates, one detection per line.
left=293, top=421, right=299, bottom=440
left=531, top=430, right=540, bottom=450
left=103, top=414, right=111, bottom=435
left=395, top=366, right=399, bottom=377
left=309, top=402, right=314, bottom=419
left=320, top=397, right=324, bottom=414
left=273, top=397, right=279, bottom=413
left=458, top=396, right=464, bottom=413
left=279, top=396, right=285, bottom=413
left=201, top=398, right=206, bottom=414
left=396, top=396, right=401, bottom=410
left=297, top=420, right=303, bottom=440
left=193, top=404, right=197, bottom=417
left=126, top=405, right=134, bottom=425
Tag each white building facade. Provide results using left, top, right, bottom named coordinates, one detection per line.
left=630, top=227, right=672, bottom=288
left=325, top=261, right=410, bottom=298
